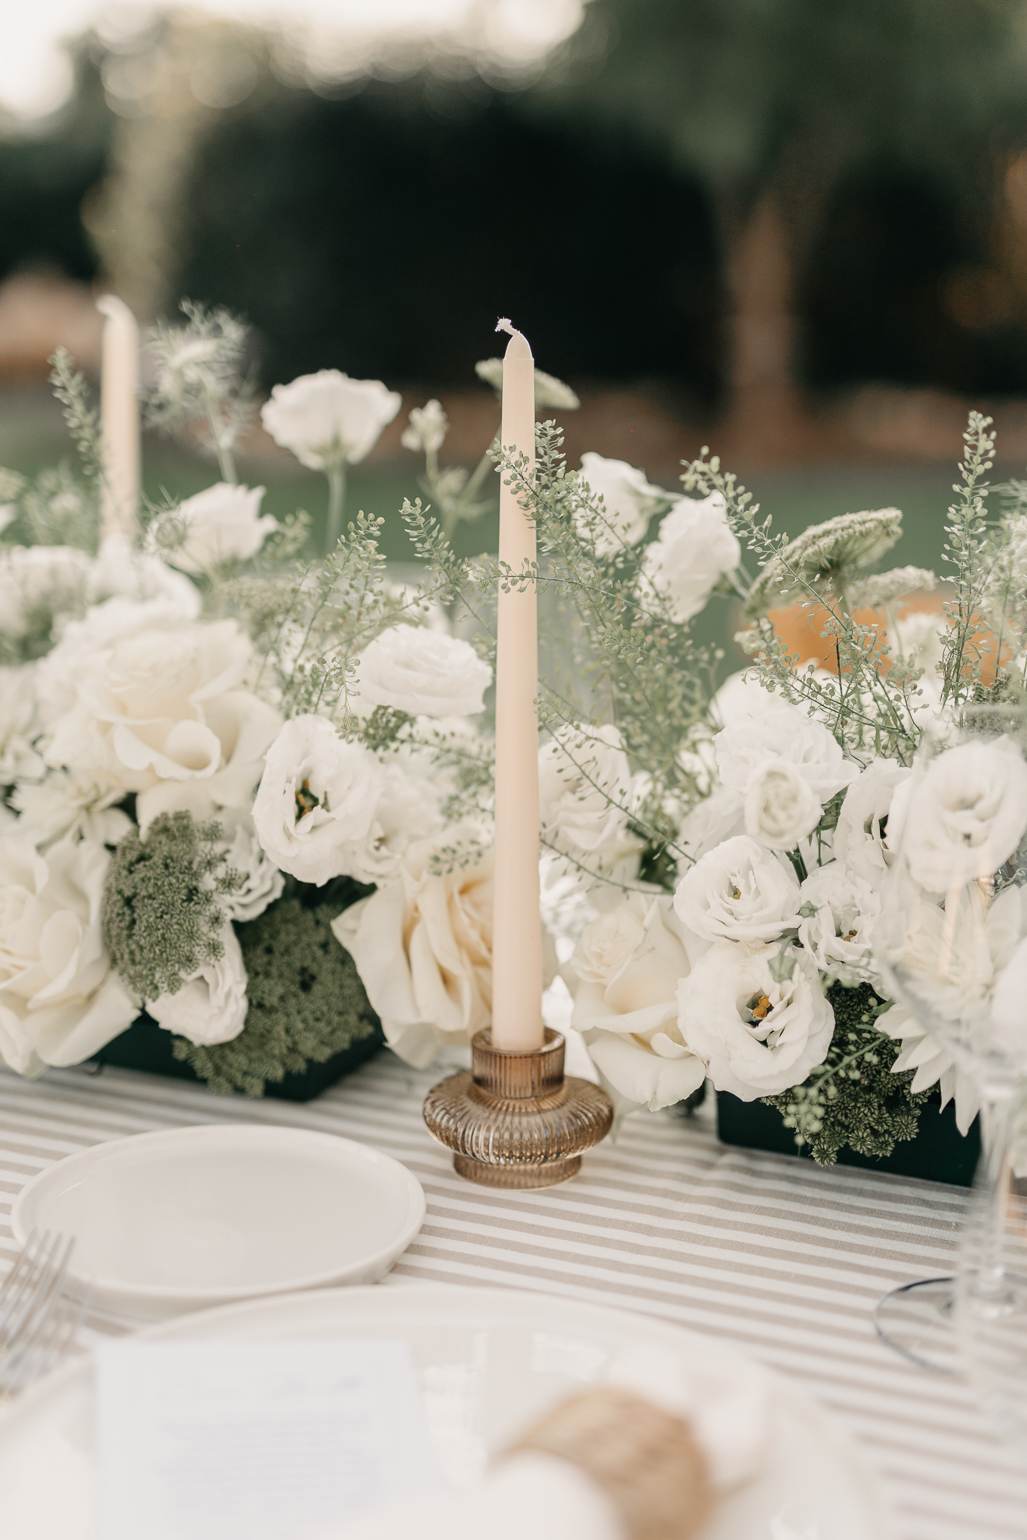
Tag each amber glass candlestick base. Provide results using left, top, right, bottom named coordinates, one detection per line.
left=423, top=1028, right=614, bottom=1188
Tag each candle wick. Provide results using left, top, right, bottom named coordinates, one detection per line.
left=495, top=317, right=516, bottom=336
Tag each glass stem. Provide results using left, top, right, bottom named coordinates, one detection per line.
left=325, top=464, right=347, bottom=555
left=975, top=1095, right=1015, bottom=1304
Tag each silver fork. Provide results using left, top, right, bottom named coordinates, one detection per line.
left=0, top=1231, right=84, bottom=1401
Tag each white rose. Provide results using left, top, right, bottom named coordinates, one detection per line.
left=715, top=701, right=856, bottom=804
left=674, top=834, right=800, bottom=945
left=42, top=616, right=281, bottom=829
left=876, top=1002, right=981, bottom=1137
left=797, top=865, right=879, bottom=982
left=212, top=809, right=284, bottom=923
left=332, top=829, right=494, bottom=1067
left=251, top=715, right=382, bottom=886
left=887, top=739, right=1027, bottom=892
left=0, top=665, right=43, bottom=782
left=641, top=492, right=741, bottom=623
left=539, top=723, right=633, bottom=856
left=570, top=895, right=706, bottom=1113
left=743, top=758, right=822, bottom=850
left=260, top=370, right=402, bottom=470
left=577, top=452, right=666, bottom=553
left=834, top=759, right=911, bottom=883
left=353, top=625, right=491, bottom=717
left=10, top=769, right=132, bottom=848
left=153, top=483, right=278, bottom=573
left=0, top=835, right=137, bottom=1076
left=148, top=922, right=248, bottom=1046
left=678, top=941, right=834, bottom=1100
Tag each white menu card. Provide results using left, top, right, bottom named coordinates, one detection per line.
left=97, top=1338, right=444, bottom=1540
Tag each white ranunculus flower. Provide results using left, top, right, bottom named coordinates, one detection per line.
left=570, top=894, right=706, bottom=1113
left=797, top=865, right=879, bottom=982
left=0, top=665, right=43, bottom=783
left=251, top=715, right=382, bottom=886
left=539, top=724, right=633, bottom=856
left=678, top=941, right=834, bottom=1100
left=674, top=834, right=800, bottom=945
left=876, top=1002, right=981, bottom=1137
left=715, top=701, right=856, bottom=804
left=641, top=492, right=741, bottom=623
left=261, top=370, right=402, bottom=470
left=0, top=835, right=137, bottom=1076
left=10, top=770, right=132, bottom=848
left=743, top=758, right=822, bottom=851
left=42, top=616, right=281, bottom=830
left=148, top=922, right=248, bottom=1046
left=887, top=739, right=1027, bottom=892
left=152, top=483, right=278, bottom=574
left=212, top=809, right=285, bottom=923
left=834, top=759, right=911, bottom=883
left=353, top=625, right=491, bottom=717
left=332, top=828, right=493, bottom=1067
left=577, top=452, right=667, bottom=553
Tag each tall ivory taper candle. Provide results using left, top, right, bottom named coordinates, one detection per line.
left=490, top=320, right=544, bottom=1051
left=96, top=295, right=141, bottom=540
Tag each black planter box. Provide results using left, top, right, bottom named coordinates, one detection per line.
left=716, top=1090, right=981, bottom=1186
left=92, top=1013, right=386, bottom=1104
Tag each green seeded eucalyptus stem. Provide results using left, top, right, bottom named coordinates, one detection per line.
left=325, top=463, right=347, bottom=554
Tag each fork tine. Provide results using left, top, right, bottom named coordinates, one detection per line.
left=6, top=1237, right=76, bottom=1364
left=0, top=1235, right=82, bottom=1401
left=0, top=1232, right=66, bottom=1356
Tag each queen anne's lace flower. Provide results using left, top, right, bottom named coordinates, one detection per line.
left=746, top=507, right=903, bottom=613
left=846, top=566, right=936, bottom=609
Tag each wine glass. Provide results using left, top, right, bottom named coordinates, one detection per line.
left=956, top=1080, right=1027, bottom=1452
left=874, top=702, right=1027, bottom=1373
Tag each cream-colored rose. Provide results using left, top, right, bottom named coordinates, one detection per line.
left=42, top=616, right=282, bottom=830
left=0, top=835, right=137, bottom=1076
left=570, top=894, right=706, bottom=1113
left=678, top=941, right=834, bottom=1100
left=743, top=758, right=822, bottom=850
left=261, top=370, right=402, bottom=470
left=332, top=828, right=494, bottom=1067
left=148, top=922, right=248, bottom=1045
left=674, top=835, right=800, bottom=945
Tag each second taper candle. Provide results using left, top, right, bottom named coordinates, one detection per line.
left=490, top=322, right=544, bottom=1051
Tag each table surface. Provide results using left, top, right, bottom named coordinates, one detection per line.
left=1, top=1049, right=1024, bottom=1540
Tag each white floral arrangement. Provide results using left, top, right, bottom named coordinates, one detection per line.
left=1, top=305, right=1019, bottom=1162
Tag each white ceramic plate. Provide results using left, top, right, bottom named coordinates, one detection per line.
left=11, top=1125, right=425, bottom=1320
left=0, top=1284, right=896, bottom=1540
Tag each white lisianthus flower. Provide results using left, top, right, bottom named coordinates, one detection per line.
left=88, top=536, right=202, bottom=616
left=887, top=739, right=1027, bottom=892
left=211, top=809, right=284, bottom=923
left=10, top=770, right=132, bottom=848
left=876, top=1002, right=981, bottom=1137
left=797, top=866, right=879, bottom=983
left=834, top=759, right=911, bottom=883
left=641, top=492, right=741, bottom=623
left=577, top=453, right=667, bottom=552
left=353, top=625, right=491, bottom=717
left=710, top=670, right=780, bottom=729
left=0, top=836, right=137, bottom=1076
left=332, top=828, right=494, bottom=1068
left=539, top=723, right=633, bottom=857
left=676, top=785, right=745, bottom=867
left=148, top=923, right=248, bottom=1046
left=150, top=483, right=278, bottom=573
left=674, top=835, right=801, bottom=946
left=251, top=715, right=382, bottom=886
left=570, top=894, right=707, bottom=1112
left=340, top=758, right=445, bottom=886
left=0, top=546, right=93, bottom=650
left=743, top=758, right=822, bottom=850
left=260, top=370, right=402, bottom=470
left=400, top=399, right=448, bottom=454
left=715, top=701, right=856, bottom=805
left=0, top=665, right=43, bottom=783
left=678, top=941, right=834, bottom=1100
left=42, top=617, right=282, bottom=830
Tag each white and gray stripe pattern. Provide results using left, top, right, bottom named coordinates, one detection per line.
left=0, top=1053, right=1024, bottom=1540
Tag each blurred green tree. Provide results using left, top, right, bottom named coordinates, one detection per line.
left=554, top=0, right=1027, bottom=442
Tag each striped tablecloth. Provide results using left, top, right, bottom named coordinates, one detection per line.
left=1, top=1050, right=1024, bottom=1540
